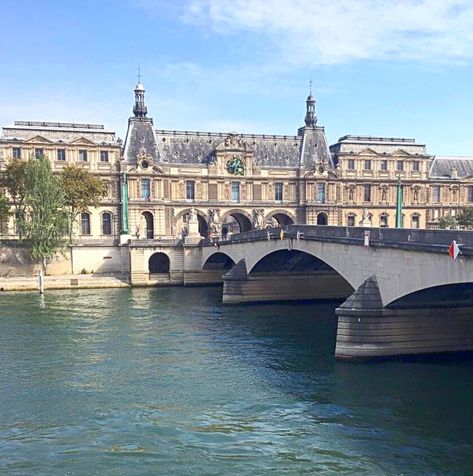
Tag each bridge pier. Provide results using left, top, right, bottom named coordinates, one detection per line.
left=335, top=277, right=473, bottom=360
left=223, top=259, right=353, bottom=304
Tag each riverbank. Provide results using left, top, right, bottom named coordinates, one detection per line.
left=0, top=273, right=130, bottom=292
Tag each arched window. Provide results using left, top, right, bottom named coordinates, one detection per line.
left=102, top=212, right=112, bottom=235
left=149, top=252, right=170, bottom=273
left=81, top=212, right=91, bottom=235
left=347, top=213, right=356, bottom=227
left=411, top=214, right=420, bottom=229
left=380, top=214, right=389, bottom=228
left=317, top=212, right=328, bottom=225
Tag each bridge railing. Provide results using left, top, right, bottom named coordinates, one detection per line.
left=202, top=225, right=473, bottom=255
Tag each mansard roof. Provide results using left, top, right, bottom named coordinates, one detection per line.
left=429, top=156, right=473, bottom=179
left=154, top=130, right=302, bottom=167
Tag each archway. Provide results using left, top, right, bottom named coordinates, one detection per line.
left=197, top=215, right=208, bottom=237
left=267, top=211, right=295, bottom=227
left=222, top=211, right=252, bottom=234
left=203, top=252, right=235, bottom=271
left=142, top=211, right=154, bottom=239
left=149, top=252, right=170, bottom=273
left=317, top=212, right=328, bottom=225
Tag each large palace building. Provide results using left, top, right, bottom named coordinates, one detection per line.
left=1, top=82, right=473, bottom=243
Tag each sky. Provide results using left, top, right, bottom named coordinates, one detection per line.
left=1, top=0, right=473, bottom=155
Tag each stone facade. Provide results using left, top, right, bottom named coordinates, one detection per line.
left=1, top=83, right=473, bottom=246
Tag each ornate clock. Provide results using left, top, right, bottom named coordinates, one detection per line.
left=226, top=156, right=245, bottom=176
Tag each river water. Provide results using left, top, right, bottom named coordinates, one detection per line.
left=0, top=287, right=472, bottom=475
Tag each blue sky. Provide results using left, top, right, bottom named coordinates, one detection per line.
left=1, top=0, right=473, bottom=155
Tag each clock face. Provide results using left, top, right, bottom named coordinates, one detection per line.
left=226, top=156, right=244, bottom=175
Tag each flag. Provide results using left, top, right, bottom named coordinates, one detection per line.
left=448, top=240, right=460, bottom=261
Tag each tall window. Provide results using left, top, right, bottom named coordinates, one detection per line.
left=380, top=160, right=388, bottom=171
left=100, top=150, right=109, bottom=162
left=35, top=148, right=44, bottom=159
left=81, top=213, right=91, bottom=235
left=347, top=159, right=355, bottom=170
left=432, top=185, right=441, bottom=202
left=274, top=182, right=283, bottom=201
left=317, top=183, right=326, bottom=203
left=231, top=182, right=240, bottom=202
left=363, top=184, right=371, bottom=202
left=186, top=180, right=195, bottom=201
left=396, top=160, right=404, bottom=171
left=57, top=149, right=66, bottom=161
left=364, top=159, right=372, bottom=170
left=102, top=212, right=112, bottom=235
left=141, top=178, right=151, bottom=199
left=12, top=147, right=21, bottom=159
left=79, top=149, right=88, bottom=161
left=468, top=186, right=473, bottom=203
left=412, top=160, right=420, bottom=171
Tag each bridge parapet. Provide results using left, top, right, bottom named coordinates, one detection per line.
left=203, top=225, right=473, bottom=255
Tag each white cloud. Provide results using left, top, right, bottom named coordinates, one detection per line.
left=182, top=0, right=473, bottom=65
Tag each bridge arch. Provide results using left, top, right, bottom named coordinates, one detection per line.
left=221, top=209, right=253, bottom=234
left=149, top=252, right=170, bottom=273
left=203, top=252, right=236, bottom=271
left=266, top=209, right=295, bottom=226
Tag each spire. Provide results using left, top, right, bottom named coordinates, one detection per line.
left=304, top=81, right=317, bottom=127
left=133, top=68, right=148, bottom=117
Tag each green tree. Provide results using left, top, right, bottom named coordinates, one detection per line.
left=438, top=213, right=457, bottom=229
left=0, top=194, right=11, bottom=237
left=456, top=208, right=473, bottom=230
left=60, top=164, right=107, bottom=243
left=0, top=159, right=30, bottom=239
left=22, top=158, right=68, bottom=273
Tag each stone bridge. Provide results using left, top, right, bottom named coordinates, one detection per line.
left=200, top=226, right=473, bottom=360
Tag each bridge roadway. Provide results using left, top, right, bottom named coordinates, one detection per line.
left=201, top=225, right=473, bottom=360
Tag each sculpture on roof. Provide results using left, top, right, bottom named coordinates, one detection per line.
left=253, top=209, right=265, bottom=229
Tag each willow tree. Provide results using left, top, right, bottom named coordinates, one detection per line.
left=22, top=158, right=68, bottom=273
left=60, top=164, right=107, bottom=243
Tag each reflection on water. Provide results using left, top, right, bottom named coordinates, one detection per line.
left=0, top=287, right=472, bottom=475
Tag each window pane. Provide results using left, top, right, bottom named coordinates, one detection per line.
left=380, top=160, right=388, bottom=171
left=102, top=213, right=112, bottom=235
left=35, top=148, right=43, bottom=159
left=468, top=186, right=473, bottom=203
left=347, top=215, right=355, bottom=226
left=79, top=150, right=88, bottom=161
left=397, top=160, right=404, bottom=171
left=81, top=213, right=91, bottom=235
left=412, top=161, right=420, bottom=171
left=57, top=149, right=66, bottom=161
left=186, top=181, right=195, bottom=200
left=231, top=182, right=240, bottom=202
left=364, top=184, right=371, bottom=202
left=141, top=179, right=151, bottom=199
left=13, top=148, right=21, bottom=159
left=433, top=185, right=441, bottom=202
left=317, top=183, right=326, bottom=203
left=348, top=159, right=355, bottom=170
left=100, top=150, right=109, bottom=162
left=275, top=182, right=283, bottom=201
left=364, top=160, right=371, bottom=170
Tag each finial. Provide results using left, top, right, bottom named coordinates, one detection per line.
left=309, top=79, right=312, bottom=95
left=137, top=66, right=142, bottom=83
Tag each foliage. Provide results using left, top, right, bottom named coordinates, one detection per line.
left=0, top=159, right=31, bottom=238
left=60, top=164, right=107, bottom=242
left=456, top=208, right=473, bottom=230
left=0, top=194, right=11, bottom=236
left=21, top=158, right=68, bottom=272
left=438, top=214, right=457, bottom=229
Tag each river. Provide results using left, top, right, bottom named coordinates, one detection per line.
left=0, top=287, right=472, bottom=475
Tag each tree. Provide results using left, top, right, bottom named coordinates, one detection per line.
left=456, top=208, right=473, bottom=230
left=0, top=159, right=30, bottom=239
left=438, top=213, right=457, bottom=229
left=0, top=194, right=11, bottom=236
left=60, top=164, right=107, bottom=243
left=21, top=158, right=68, bottom=273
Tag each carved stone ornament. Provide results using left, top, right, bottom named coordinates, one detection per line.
left=220, top=133, right=247, bottom=151
left=136, top=147, right=152, bottom=169
left=253, top=209, right=265, bottom=229
left=315, top=158, right=328, bottom=175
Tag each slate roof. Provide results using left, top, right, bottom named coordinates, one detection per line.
left=429, top=156, right=473, bottom=179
